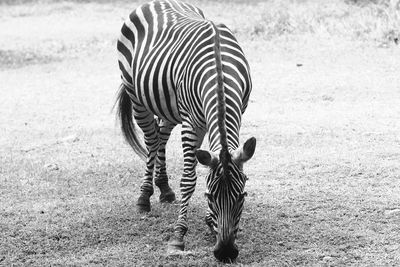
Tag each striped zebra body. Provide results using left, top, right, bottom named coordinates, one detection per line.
left=116, top=0, right=256, bottom=261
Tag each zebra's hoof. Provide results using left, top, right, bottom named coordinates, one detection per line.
left=167, top=238, right=185, bottom=252
left=160, top=190, right=176, bottom=203
left=137, top=195, right=151, bottom=212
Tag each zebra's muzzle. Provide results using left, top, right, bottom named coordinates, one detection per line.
left=213, top=233, right=238, bottom=262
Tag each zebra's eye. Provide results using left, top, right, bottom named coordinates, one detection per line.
left=205, top=192, right=214, bottom=202
left=238, top=192, right=247, bottom=202
left=238, top=170, right=248, bottom=181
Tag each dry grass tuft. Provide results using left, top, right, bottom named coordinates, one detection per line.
left=0, top=50, right=59, bottom=69
left=230, top=0, right=400, bottom=45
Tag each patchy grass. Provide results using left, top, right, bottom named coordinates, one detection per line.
left=212, top=0, right=400, bottom=45
left=0, top=50, right=59, bottom=69
left=1, top=0, right=400, bottom=266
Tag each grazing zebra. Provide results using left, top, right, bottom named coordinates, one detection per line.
left=116, top=0, right=256, bottom=261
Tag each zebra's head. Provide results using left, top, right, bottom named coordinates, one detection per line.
left=196, top=137, right=256, bottom=262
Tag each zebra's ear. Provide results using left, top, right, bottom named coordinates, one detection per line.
left=196, top=150, right=218, bottom=168
left=232, top=137, right=257, bottom=164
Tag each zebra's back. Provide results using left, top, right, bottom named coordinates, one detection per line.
left=117, top=0, right=251, bottom=133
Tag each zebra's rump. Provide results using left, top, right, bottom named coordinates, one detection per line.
left=117, top=0, right=251, bottom=128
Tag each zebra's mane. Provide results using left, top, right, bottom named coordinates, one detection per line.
left=210, top=21, right=230, bottom=179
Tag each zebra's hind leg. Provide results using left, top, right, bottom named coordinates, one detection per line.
left=168, top=121, right=205, bottom=252
left=132, top=99, right=160, bottom=212
left=154, top=118, right=176, bottom=203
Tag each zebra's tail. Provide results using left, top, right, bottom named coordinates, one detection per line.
left=116, top=83, right=147, bottom=162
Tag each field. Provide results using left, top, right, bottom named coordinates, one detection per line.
left=1, top=0, right=400, bottom=265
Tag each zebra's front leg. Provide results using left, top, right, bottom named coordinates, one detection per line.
left=154, top=119, right=176, bottom=203
left=168, top=123, right=205, bottom=251
left=205, top=208, right=217, bottom=236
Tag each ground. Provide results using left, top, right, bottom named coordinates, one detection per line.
left=1, top=0, right=400, bottom=266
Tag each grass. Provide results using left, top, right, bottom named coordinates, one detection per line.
left=1, top=0, right=400, bottom=266
left=0, top=50, right=59, bottom=69
left=215, top=0, right=400, bottom=44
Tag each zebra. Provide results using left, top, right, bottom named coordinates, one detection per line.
left=116, top=0, right=256, bottom=261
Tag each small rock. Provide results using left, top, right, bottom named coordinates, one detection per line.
left=384, top=209, right=400, bottom=216
left=322, top=95, right=334, bottom=102
left=323, top=256, right=334, bottom=262
left=44, top=163, right=59, bottom=171
left=278, top=212, right=288, bottom=218
left=61, top=134, right=79, bottom=143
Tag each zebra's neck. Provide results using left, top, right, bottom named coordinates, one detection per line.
left=207, top=107, right=241, bottom=153
left=207, top=22, right=241, bottom=156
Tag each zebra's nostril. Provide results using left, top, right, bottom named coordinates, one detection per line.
left=213, top=242, right=239, bottom=262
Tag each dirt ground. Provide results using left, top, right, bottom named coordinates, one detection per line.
left=1, top=0, right=400, bottom=266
